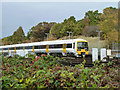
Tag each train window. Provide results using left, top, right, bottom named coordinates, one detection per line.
left=49, top=45, right=54, bottom=48
left=67, top=44, right=72, bottom=48
left=20, top=47, right=23, bottom=49
left=41, top=45, right=46, bottom=49
left=16, top=47, right=20, bottom=50
left=57, top=44, right=63, bottom=48
left=16, top=47, right=23, bottom=50
left=49, top=44, right=62, bottom=48
left=0, top=48, right=2, bottom=50
left=35, top=45, right=41, bottom=49
left=3, top=48, right=8, bottom=50
left=9, top=47, right=14, bottom=50
left=35, top=45, right=46, bottom=49
left=25, top=46, right=29, bottom=49
left=35, top=46, right=38, bottom=49
left=25, top=46, right=32, bottom=49
left=30, top=46, right=33, bottom=49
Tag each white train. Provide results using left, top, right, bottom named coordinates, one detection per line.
left=0, top=39, right=89, bottom=57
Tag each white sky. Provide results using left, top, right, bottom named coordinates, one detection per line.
left=1, top=0, right=120, bottom=2
left=0, top=0, right=119, bottom=38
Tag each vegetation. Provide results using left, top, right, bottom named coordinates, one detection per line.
left=1, top=54, right=119, bottom=88
left=2, top=26, right=26, bottom=44
left=27, top=22, right=56, bottom=41
left=1, top=7, right=118, bottom=49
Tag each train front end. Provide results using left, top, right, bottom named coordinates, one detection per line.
left=75, top=41, right=89, bottom=57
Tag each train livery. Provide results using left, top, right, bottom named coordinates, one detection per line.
left=0, top=39, right=89, bottom=57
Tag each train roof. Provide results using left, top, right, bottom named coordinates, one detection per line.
left=0, top=39, right=87, bottom=48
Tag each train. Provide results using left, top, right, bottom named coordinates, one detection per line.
left=0, top=39, right=89, bottom=57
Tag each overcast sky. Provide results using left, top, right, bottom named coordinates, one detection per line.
left=2, top=2, right=118, bottom=38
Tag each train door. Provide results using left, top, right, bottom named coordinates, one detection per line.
left=46, top=45, right=49, bottom=53
left=63, top=44, right=67, bottom=53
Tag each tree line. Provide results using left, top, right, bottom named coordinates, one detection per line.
left=2, top=7, right=119, bottom=48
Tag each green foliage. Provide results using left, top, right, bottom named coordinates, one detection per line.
left=2, top=36, right=13, bottom=45
left=30, top=22, right=55, bottom=41
left=50, top=16, right=83, bottom=38
left=85, top=10, right=102, bottom=25
left=1, top=55, right=119, bottom=88
left=50, top=23, right=63, bottom=38
left=12, top=26, right=26, bottom=44
left=98, top=7, right=118, bottom=47
left=26, top=28, right=32, bottom=40
left=2, top=26, right=26, bottom=45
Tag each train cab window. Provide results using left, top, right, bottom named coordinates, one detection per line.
left=77, top=42, right=88, bottom=48
left=67, top=44, right=72, bottom=48
left=77, top=42, right=88, bottom=50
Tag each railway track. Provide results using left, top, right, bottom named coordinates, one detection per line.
left=59, top=55, right=94, bottom=67
left=59, top=55, right=120, bottom=67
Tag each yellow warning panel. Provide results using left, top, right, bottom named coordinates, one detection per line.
left=33, top=46, right=35, bottom=53
left=8, top=48, right=9, bottom=52
left=23, top=46, right=25, bottom=51
left=63, top=44, right=66, bottom=53
left=2, top=48, right=3, bottom=54
left=46, top=45, right=49, bottom=53
left=14, top=47, right=16, bottom=53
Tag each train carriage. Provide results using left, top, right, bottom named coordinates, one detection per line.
left=0, top=39, right=89, bottom=57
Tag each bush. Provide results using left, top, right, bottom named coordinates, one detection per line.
left=1, top=55, right=119, bottom=88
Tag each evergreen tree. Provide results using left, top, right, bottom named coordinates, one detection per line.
left=12, top=26, right=25, bottom=44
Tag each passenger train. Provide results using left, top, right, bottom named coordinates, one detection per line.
left=0, top=39, right=89, bottom=57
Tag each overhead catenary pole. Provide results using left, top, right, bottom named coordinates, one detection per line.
left=96, top=30, right=102, bottom=50
left=67, top=31, right=72, bottom=39
left=108, top=33, right=109, bottom=49
left=45, top=33, right=49, bottom=41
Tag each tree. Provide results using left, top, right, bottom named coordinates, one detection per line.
left=98, top=7, right=118, bottom=48
left=85, top=10, right=102, bottom=25
left=30, top=22, right=55, bottom=41
left=2, top=36, right=12, bottom=45
left=26, top=27, right=33, bottom=40
left=82, top=26, right=98, bottom=37
left=12, top=26, right=25, bottom=44
left=50, top=16, right=78, bottom=38
left=50, top=23, right=63, bottom=39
